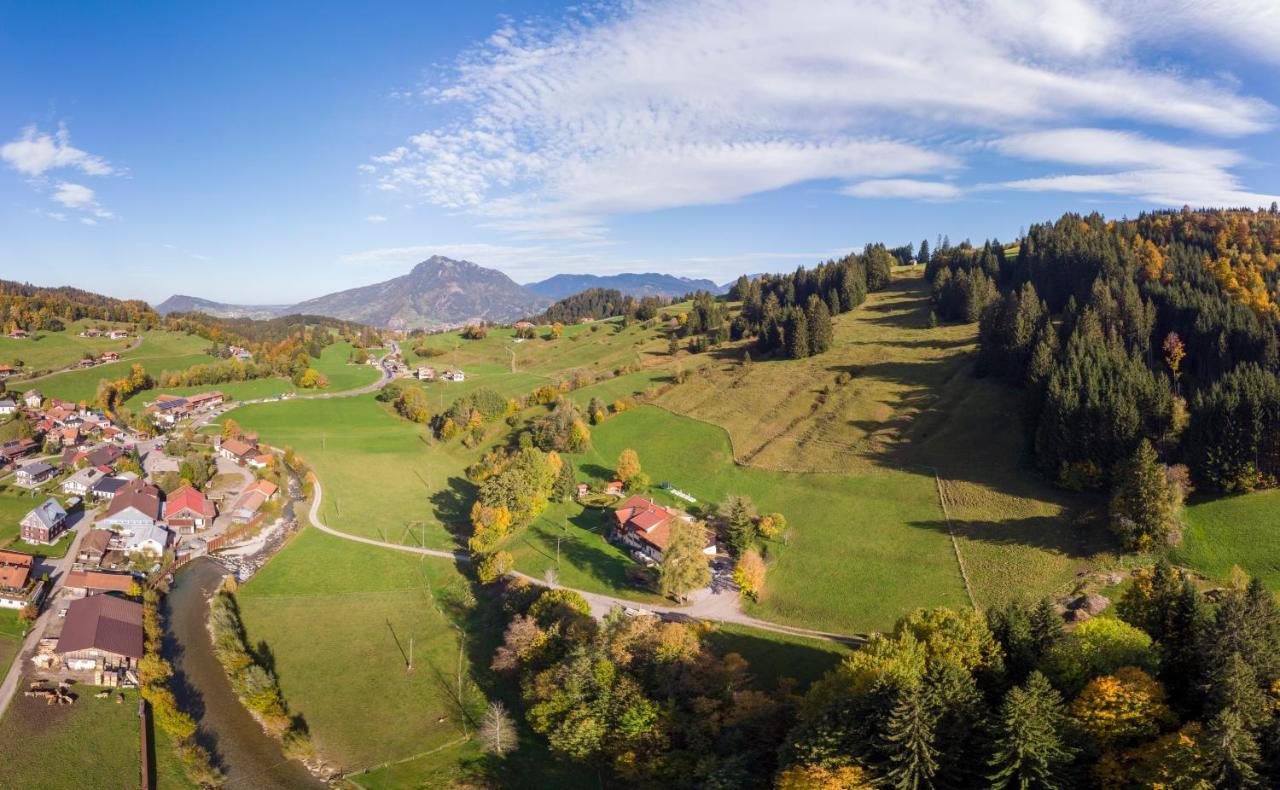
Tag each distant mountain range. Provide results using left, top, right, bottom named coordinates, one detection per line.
left=156, top=256, right=551, bottom=329
left=525, top=272, right=727, bottom=300
left=155, top=258, right=758, bottom=329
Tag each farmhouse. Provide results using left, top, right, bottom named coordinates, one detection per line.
left=441, top=369, right=466, bottom=382
left=15, top=460, right=56, bottom=489
left=1, top=438, right=37, bottom=463
left=415, top=366, right=436, bottom=380
left=185, top=390, right=224, bottom=411
left=218, top=437, right=258, bottom=465
left=100, top=350, right=120, bottom=362
left=0, top=398, right=15, bottom=416
left=55, top=595, right=143, bottom=673
left=96, top=480, right=162, bottom=531
left=7, top=328, right=29, bottom=339
left=612, top=495, right=717, bottom=564
left=107, top=329, right=130, bottom=340
left=146, top=395, right=192, bottom=426
left=164, top=484, right=215, bottom=533
left=23, top=389, right=42, bottom=409
left=0, top=550, right=39, bottom=609
left=20, top=498, right=70, bottom=545
left=0, top=364, right=13, bottom=379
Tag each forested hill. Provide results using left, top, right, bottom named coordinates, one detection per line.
left=525, top=272, right=724, bottom=299
left=927, top=207, right=1280, bottom=514
left=0, top=278, right=158, bottom=329
left=530, top=288, right=668, bottom=324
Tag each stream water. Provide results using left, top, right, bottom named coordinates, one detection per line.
left=163, top=557, right=323, bottom=789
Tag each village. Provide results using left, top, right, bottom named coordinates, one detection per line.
left=0, top=383, right=290, bottom=704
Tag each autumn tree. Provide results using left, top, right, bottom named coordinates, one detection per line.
left=733, top=549, right=766, bottom=600
left=616, top=448, right=641, bottom=485
left=658, top=520, right=711, bottom=601
left=1069, top=666, right=1174, bottom=749
left=480, top=700, right=517, bottom=755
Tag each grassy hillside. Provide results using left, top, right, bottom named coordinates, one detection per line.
left=0, top=320, right=137, bottom=373
left=1173, top=490, right=1280, bottom=587
left=25, top=330, right=213, bottom=403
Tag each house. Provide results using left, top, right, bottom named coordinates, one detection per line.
left=514, top=320, right=534, bottom=330
left=146, top=395, right=191, bottom=426
left=78, top=529, right=114, bottom=566
left=21, top=498, right=70, bottom=544
left=107, top=329, right=130, bottom=340
left=164, top=485, right=215, bottom=533
left=229, top=478, right=278, bottom=522
left=100, top=351, right=120, bottom=362
left=415, top=366, right=436, bottom=381
left=229, top=345, right=252, bottom=361
left=0, top=399, right=15, bottom=416
left=576, top=483, right=590, bottom=497
left=0, top=364, right=13, bottom=379
left=15, top=460, right=56, bottom=489
left=77, top=358, right=97, bottom=369
left=121, top=522, right=169, bottom=556
left=441, top=369, right=465, bottom=382
left=247, top=453, right=273, bottom=470
left=55, top=595, right=144, bottom=672
left=1, top=438, right=38, bottom=463
left=218, top=437, right=257, bottom=465
left=62, top=467, right=106, bottom=497
left=23, top=389, right=42, bottom=409
left=0, top=550, right=38, bottom=609
left=185, top=391, right=224, bottom=411
left=612, top=495, right=716, bottom=564
left=63, top=570, right=135, bottom=599
left=91, top=476, right=131, bottom=502
left=7, top=329, right=29, bottom=340
left=605, top=481, right=624, bottom=496
left=96, top=480, right=162, bottom=531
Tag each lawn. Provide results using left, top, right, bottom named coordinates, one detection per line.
left=0, top=320, right=137, bottom=374
left=1173, top=489, right=1280, bottom=587
left=703, top=623, right=854, bottom=691
left=309, top=340, right=382, bottom=391
left=0, top=608, right=23, bottom=678
left=0, top=687, right=192, bottom=790
left=237, top=527, right=481, bottom=772
left=575, top=406, right=969, bottom=633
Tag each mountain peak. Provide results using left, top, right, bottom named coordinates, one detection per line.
left=411, top=255, right=477, bottom=275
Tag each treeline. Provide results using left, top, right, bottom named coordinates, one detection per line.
left=155, top=355, right=328, bottom=391
left=727, top=243, right=891, bottom=359
left=209, top=587, right=314, bottom=760
left=0, top=278, right=158, bottom=330
left=494, top=564, right=1280, bottom=787
left=531, top=288, right=669, bottom=325
left=963, top=208, right=1280, bottom=498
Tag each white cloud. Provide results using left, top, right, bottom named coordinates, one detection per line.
left=992, top=128, right=1280, bottom=206
left=1, top=124, right=113, bottom=177
left=80, top=217, right=98, bottom=226
left=51, top=182, right=113, bottom=218
left=365, top=214, right=388, bottom=223
left=366, top=0, right=1276, bottom=232
left=845, top=179, right=963, bottom=200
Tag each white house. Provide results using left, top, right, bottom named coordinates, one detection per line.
left=15, top=461, right=56, bottom=489
left=0, top=399, right=16, bottom=416
left=62, top=467, right=106, bottom=497
left=121, top=522, right=169, bottom=556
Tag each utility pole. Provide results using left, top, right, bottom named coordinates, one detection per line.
left=407, top=636, right=414, bottom=672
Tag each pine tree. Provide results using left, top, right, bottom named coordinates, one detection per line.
left=1205, top=708, right=1262, bottom=788
left=1030, top=598, right=1062, bottom=656
left=1109, top=439, right=1183, bottom=551
left=918, top=239, right=931, bottom=265
left=723, top=495, right=756, bottom=557
left=786, top=310, right=811, bottom=359
left=882, top=687, right=939, bottom=789
left=806, top=295, right=834, bottom=355
left=988, top=672, right=1077, bottom=789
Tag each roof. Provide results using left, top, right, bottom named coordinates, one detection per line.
left=18, top=460, right=55, bottom=477
left=85, top=445, right=122, bottom=467
left=65, top=570, right=134, bottom=593
left=245, top=479, right=277, bottom=497
left=0, top=550, right=33, bottom=590
left=93, top=476, right=129, bottom=495
left=65, top=466, right=105, bottom=489
left=56, top=595, right=144, bottom=660
left=165, top=485, right=215, bottom=518
left=124, top=523, right=169, bottom=551
left=220, top=438, right=255, bottom=457
left=23, top=498, right=67, bottom=530
left=186, top=391, right=223, bottom=404
left=614, top=496, right=676, bottom=550
left=101, top=480, right=162, bottom=521
left=0, top=399, right=14, bottom=408
left=80, top=529, right=113, bottom=555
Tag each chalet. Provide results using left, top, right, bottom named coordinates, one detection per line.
left=80, top=328, right=101, bottom=338
left=185, top=391, right=224, bottom=411
left=229, top=345, right=252, bottom=361
left=96, top=480, right=162, bottom=531
left=605, top=481, right=624, bottom=496
left=63, top=570, right=134, bottom=599
left=77, top=358, right=97, bottom=369
left=577, top=483, right=590, bottom=497
left=20, top=498, right=70, bottom=545
left=107, top=329, right=130, bottom=340
left=55, top=595, right=144, bottom=672
left=0, top=364, right=13, bottom=379
left=23, top=390, right=42, bottom=409
left=146, top=395, right=191, bottom=426
left=218, top=437, right=257, bottom=465
left=7, top=328, right=29, bottom=340
left=612, top=495, right=717, bottom=564
left=247, top=452, right=273, bottom=470
left=415, top=366, right=436, bottom=381
left=83, top=444, right=122, bottom=469
left=441, top=369, right=466, bottom=382
left=15, top=461, right=56, bottom=489
left=1, top=438, right=38, bottom=463
left=62, top=467, right=106, bottom=497
left=164, top=485, right=215, bottom=533
left=229, top=478, right=278, bottom=522
left=78, top=529, right=114, bottom=566
left=514, top=320, right=534, bottom=329
left=100, top=351, right=120, bottom=362
left=0, top=399, right=15, bottom=416
left=0, top=550, right=39, bottom=609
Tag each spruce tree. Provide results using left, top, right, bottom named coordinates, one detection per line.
left=1205, top=708, right=1262, bottom=788
left=918, top=239, right=930, bottom=265
left=1109, top=439, right=1182, bottom=551
left=924, top=660, right=990, bottom=786
left=988, top=672, right=1077, bottom=789
left=806, top=295, right=834, bottom=355
left=1030, top=598, right=1062, bottom=656
left=722, top=495, right=756, bottom=558
left=988, top=601, right=1036, bottom=682
left=786, top=310, right=811, bottom=359
left=882, top=687, right=939, bottom=789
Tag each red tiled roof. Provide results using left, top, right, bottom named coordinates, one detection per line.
left=0, top=550, right=33, bottom=590
left=166, top=485, right=215, bottom=519
left=220, top=438, right=255, bottom=457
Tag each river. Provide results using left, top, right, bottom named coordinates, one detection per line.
left=164, top=557, right=323, bottom=790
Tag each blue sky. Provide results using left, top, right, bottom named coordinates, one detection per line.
left=3, top=1, right=1279, bottom=304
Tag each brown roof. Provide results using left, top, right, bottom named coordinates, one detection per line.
left=65, top=570, right=135, bottom=593
left=220, top=438, right=255, bottom=458
left=80, top=529, right=113, bottom=556
left=614, top=496, right=676, bottom=551
left=101, top=480, right=162, bottom=521
left=56, top=595, right=143, bottom=660
left=0, top=550, right=33, bottom=590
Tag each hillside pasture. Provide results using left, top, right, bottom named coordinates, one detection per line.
left=0, top=320, right=137, bottom=374
left=1173, top=490, right=1280, bottom=588
left=27, top=330, right=214, bottom=403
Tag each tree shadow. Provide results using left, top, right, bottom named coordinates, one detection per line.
left=429, top=476, right=476, bottom=546
left=908, top=512, right=1116, bottom=560
left=701, top=626, right=851, bottom=692
left=579, top=463, right=615, bottom=482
